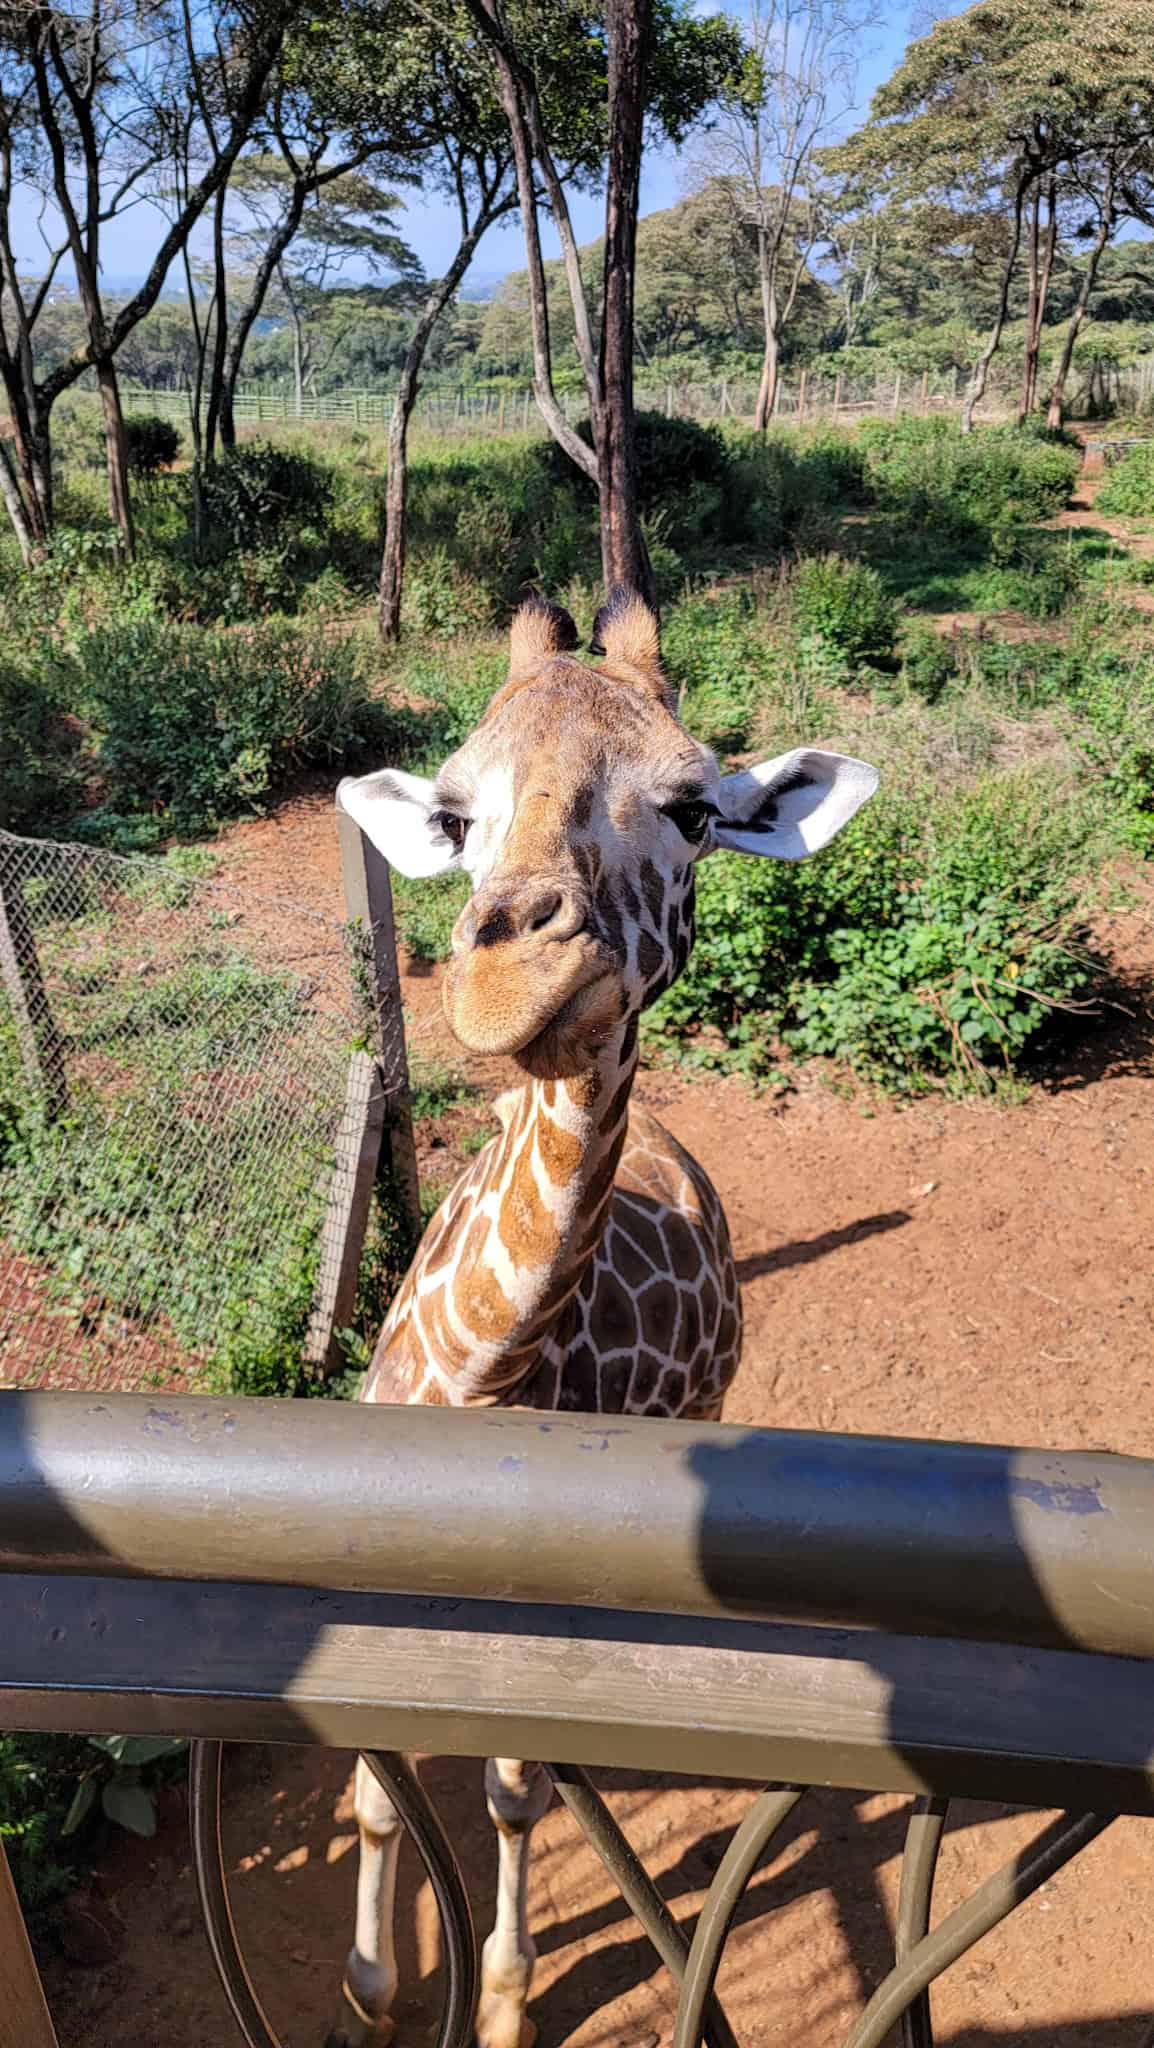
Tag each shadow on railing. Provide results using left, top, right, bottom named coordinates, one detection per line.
left=0, top=1391, right=1152, bottom=2048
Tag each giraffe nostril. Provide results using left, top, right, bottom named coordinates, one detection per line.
left=529, top=892, right=564, bottom=933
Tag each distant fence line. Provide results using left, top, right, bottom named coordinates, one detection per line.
left=119, top=369, right=966, bottom=433
left=117, top=355, right=1154, bottom=435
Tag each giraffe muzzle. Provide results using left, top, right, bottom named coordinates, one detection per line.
left=443, top=921, right=617, bottom=1065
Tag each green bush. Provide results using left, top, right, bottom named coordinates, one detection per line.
left=899, top=620, right=958, bottom=704
left=0, top=655, right=82, bottom=832
left=125, top=413, right=181, bottom=476
left=987, top=523, right=1086, bottom=617
left=1096, top=440, right=1154, bottom=517
left=857, top=416, right=1080, bottom=535
left=55, top=618, right=392, bottom=831
left=648, top=769, right=1102, bottom=1094
left=791, top=553, right=899, bottom=667
left=201, top=442, right=333, bottom=547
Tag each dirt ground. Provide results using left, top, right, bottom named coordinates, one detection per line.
left=37, top=751, right=1154, bottom=2046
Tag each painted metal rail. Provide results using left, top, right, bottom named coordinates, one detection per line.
left=0, top=1390, right=1152, bottom=2047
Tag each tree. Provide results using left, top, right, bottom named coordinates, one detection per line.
left=466, top=0, right=741, bottom=598
left=298, top=0, right=521, bottom=638
left=0, top=0, right=286, bottom=556
left=706, top=0, right=875, bottom=430
left=224, top=157, right=421, bottom=427
left=841, top=0, right=1154, bottom=429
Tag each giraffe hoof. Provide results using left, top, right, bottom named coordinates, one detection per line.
left=474, top=1990, right=537, bottom=2048
left=324, top=1991, right=396, bottom=2047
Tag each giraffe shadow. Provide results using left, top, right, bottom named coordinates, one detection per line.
left=734, top=1208, right=911, bottom=1283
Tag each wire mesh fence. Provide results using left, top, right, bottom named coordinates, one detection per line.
left=119, top=355, right=1154, bottom=436
left=0, top=828, right=383, bottom=1395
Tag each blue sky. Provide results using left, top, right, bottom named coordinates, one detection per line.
left=11, top=3, right=917, bottom=290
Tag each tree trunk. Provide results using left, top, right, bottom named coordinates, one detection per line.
left=1018, top=182, right=1040, bottom=425
left=472, top=0, right=598, bottom=484
left=1048, top=174, right=1116, bottom=431
left=0, top=350, right=50, bottom=546
left=379, top=210, right=500, bottom=643
left=203, top=184, right=230, bottom=463
left=1020, top=178, right=1057, bottom=422
left=598, top=0, right=654, bottom=603
left=753, top=227, right=779, bottom=433
left=292, top=309, right=305, bottom=416
left=962, top=174, right=1028, bottom=435
left=95, top=358, right=135, bottom=556
left=0, top=440, right=35, bottom=565
left=221, top=184, right=309, bottom=451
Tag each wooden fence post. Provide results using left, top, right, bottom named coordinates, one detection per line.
left=833, top=372, right=843, bottom=417
left=892, top=371, right=902, bottom=414
left=0, top=851, right=68, bottom=1120
left=921, top=370, right=930, bottom=414
left=797, top=369, right=807, bottom=421
left=0, top=1839, right=59, bottom=2048
left=305, top=807, right=423, bottom=1376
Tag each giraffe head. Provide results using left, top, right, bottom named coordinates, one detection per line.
left=340, top=590, right=878, bottom=1077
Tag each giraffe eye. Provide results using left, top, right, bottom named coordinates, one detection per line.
left=433, top=811, right=470, bottom=853
left=663, top=799, right=715, bottom=843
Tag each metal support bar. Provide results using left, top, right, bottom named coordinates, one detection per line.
left=189, top=1744, right=477, bottom=2048
left=2, top=1394, right=1154, bottom=1661
left=3, top=1575, right=1153, bottom=1815
left=896, top=1798, right=948, bottom=2048
left=547, top=1762, right=739, bottom=2048
left=673, top=1787, right=804, bottom=2048
left=844, top=1811, right=1112, bottom=2048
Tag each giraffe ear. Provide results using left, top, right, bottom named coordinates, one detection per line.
left=337, top=769, right=462, bottom=878
left=590, top=586, right=670, bottom=705
left=713, top=749, right=879, bottom=862
left=509, top=591, right=579, bottom=675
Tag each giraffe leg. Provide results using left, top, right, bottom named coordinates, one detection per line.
left=326, top=1756, right=403, bottom=2048
left=476, top=1759, right=552, bottom=2048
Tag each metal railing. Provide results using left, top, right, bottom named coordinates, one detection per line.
left=0, top=1390, right=1153, bottom=2046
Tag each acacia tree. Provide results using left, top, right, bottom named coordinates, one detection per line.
left=707, top=0, right=874, bottom=431
left=222, top=155, right=421, bottom=435
left=841, top=0, right=1154, bottom=431
left=0, top=0, right=286, bottom=557
left=466, top=0, right=741, bottom=599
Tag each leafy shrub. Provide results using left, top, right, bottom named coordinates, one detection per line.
left=0, top=655, right=82, bottom=831
left=648, top=769, right=1102, bottom=1093
left=1061, top=643, right=1154, bottom=856
left=1096, top=440, right=1154, bottom=517
left=988, top=523, right=1086, bottom=617
left=201, top=442, right=333, bottom=547
left=899, top=620, right=958, bottom=704
left=791, top=553, right=899, bottom=667
left=55, top=618, right=391, bottom=830
left=857, top=417, right=1079, bottom=535
left=544, top=410, right=729, bottom=508
left=663, top=589, right=765, bottom=749
left=125, top=413, right=181, bottom=476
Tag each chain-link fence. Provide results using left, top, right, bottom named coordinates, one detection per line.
left=0, top=828, right=401, bottom=1395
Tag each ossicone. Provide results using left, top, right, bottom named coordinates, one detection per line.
left=508, top=590, right=580, bottom=675
left=590, top=585, right=670, bottom=706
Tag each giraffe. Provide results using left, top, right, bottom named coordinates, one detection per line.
left=328, top=588, right=878, bottom=2048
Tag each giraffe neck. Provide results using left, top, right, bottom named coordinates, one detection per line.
left=412, top=1016, right=639, bottom=1404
